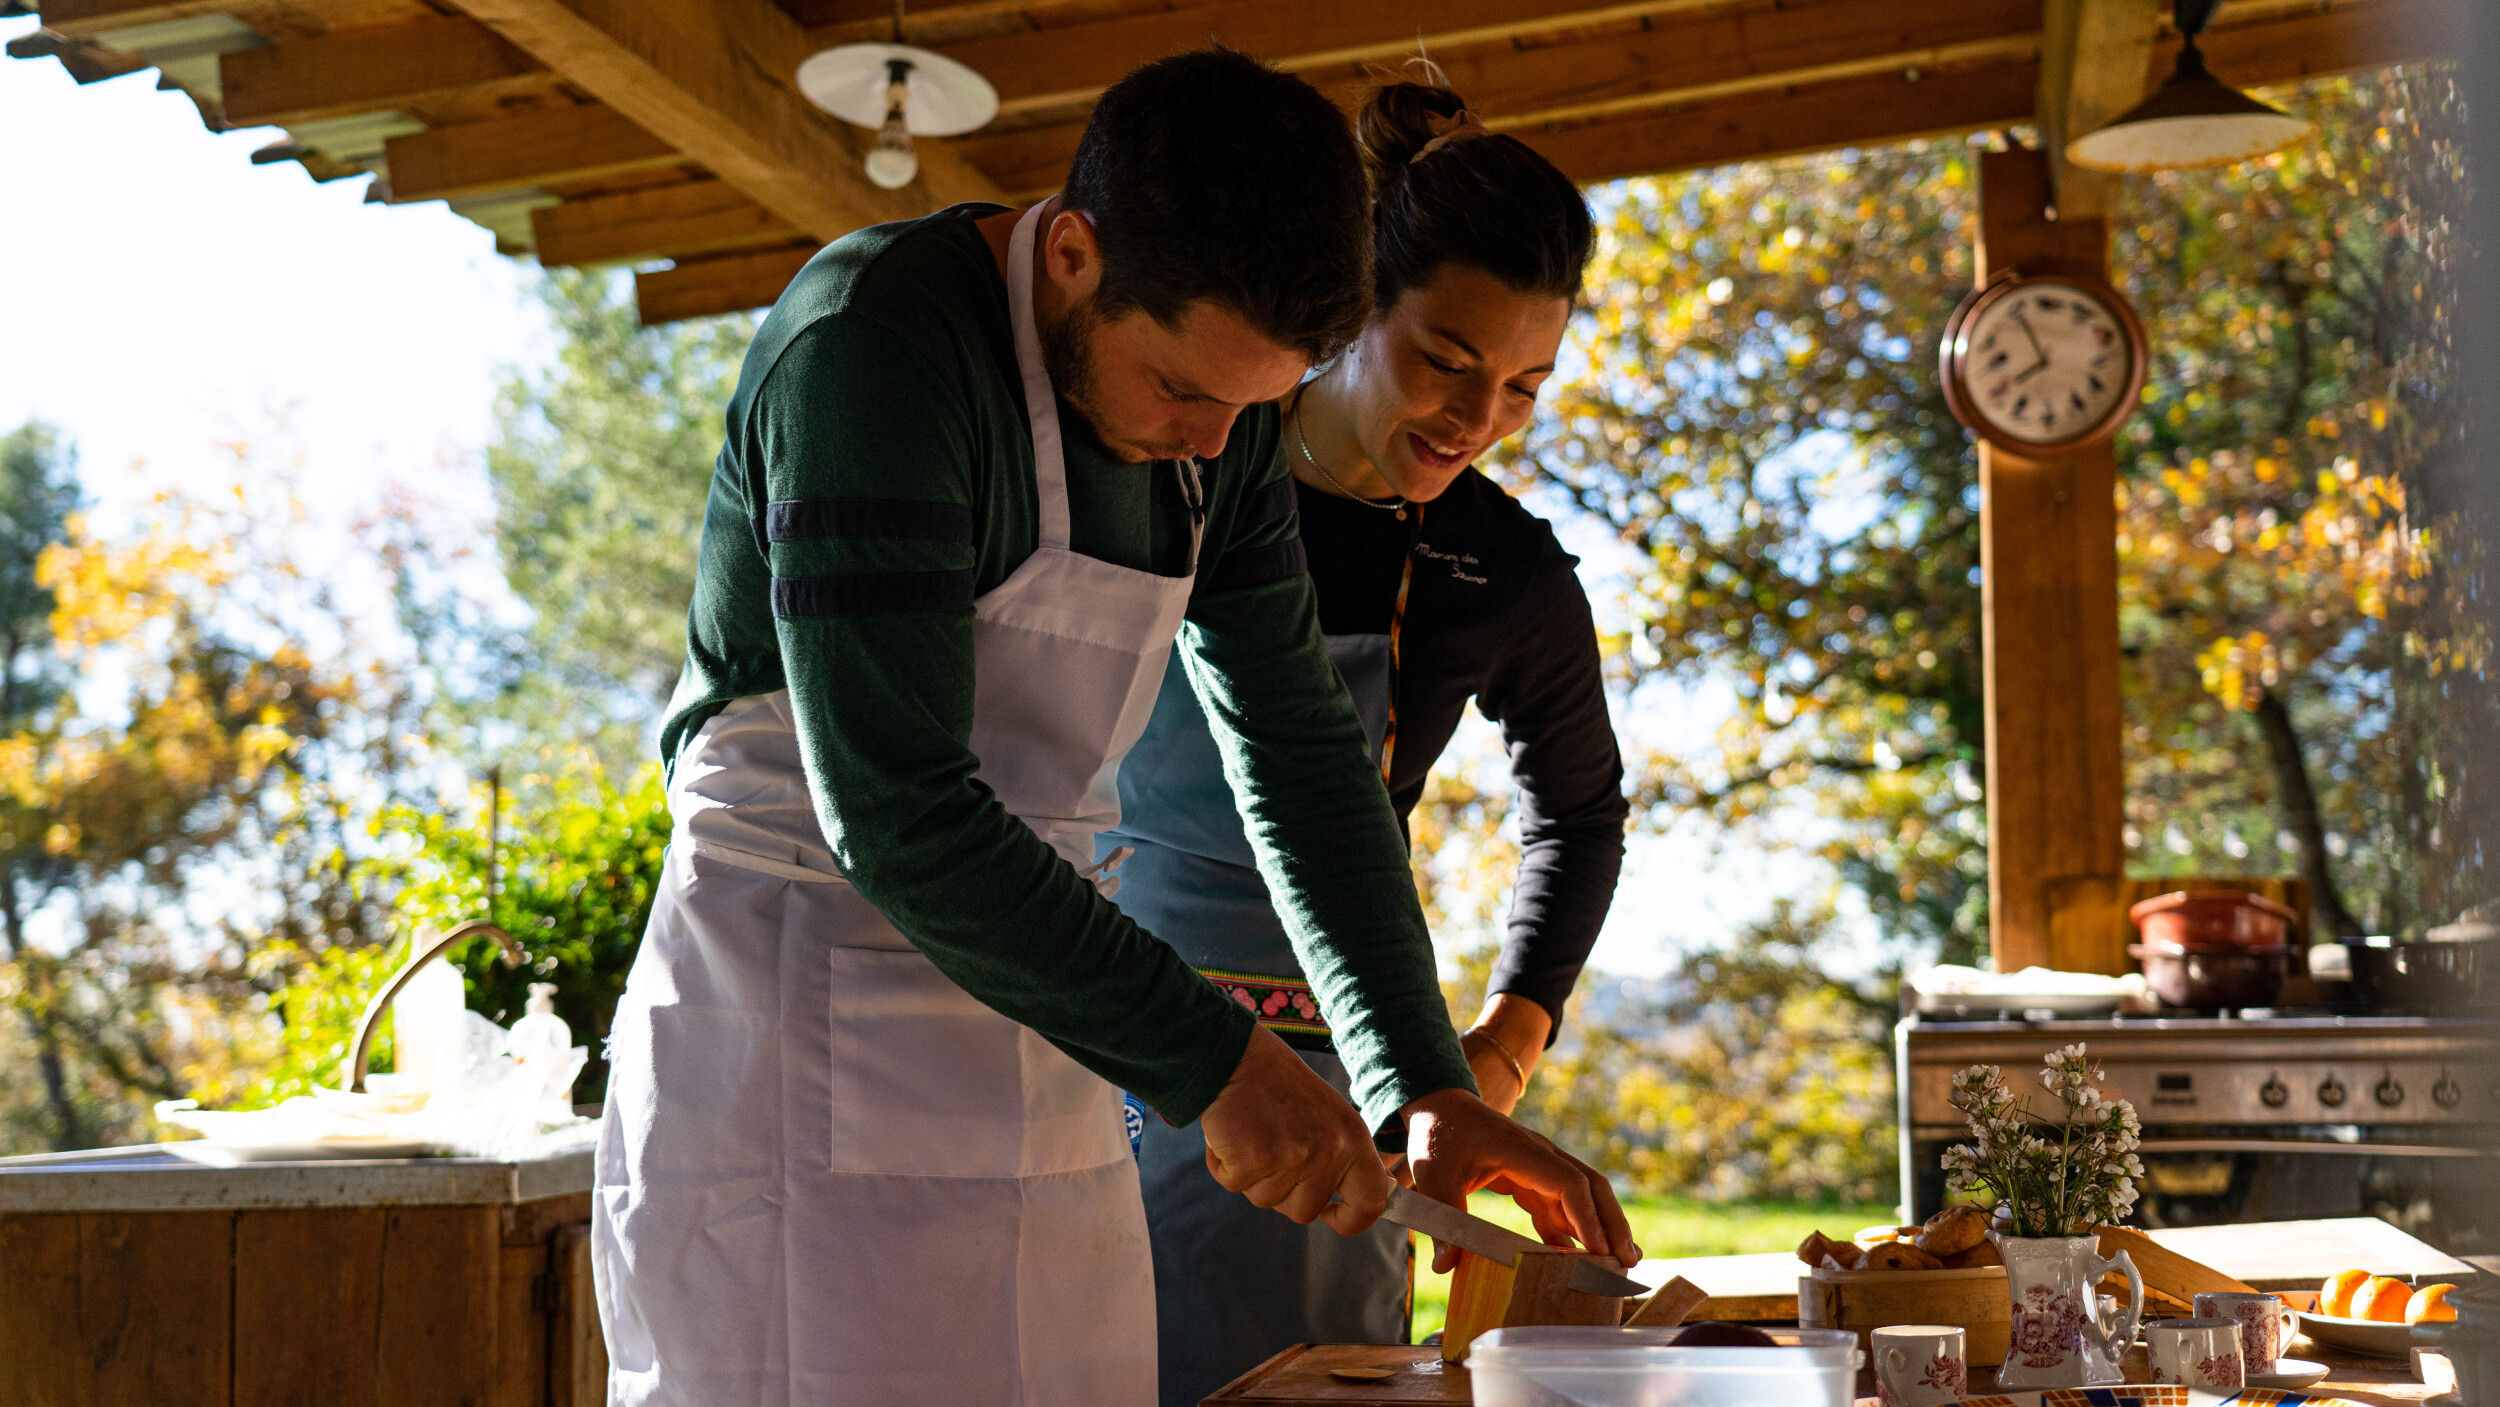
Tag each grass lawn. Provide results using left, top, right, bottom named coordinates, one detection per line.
left=1407, top=1194, right=1895, bottom=1344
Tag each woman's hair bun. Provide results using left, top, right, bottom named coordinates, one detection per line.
left=1352, top=57, right=1596, bottom=311
left=1356, top=62, right=1471, bottom=194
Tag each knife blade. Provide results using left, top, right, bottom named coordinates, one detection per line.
left=1379, top=1185, right=1646, bottom=1298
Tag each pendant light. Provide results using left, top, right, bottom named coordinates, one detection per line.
left=797, top=0, right=998, bottom=191
left=2065, top=0, right=2311, bottom=172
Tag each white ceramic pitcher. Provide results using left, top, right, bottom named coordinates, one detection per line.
left=1991, top=1233, right=2144, bottom=1388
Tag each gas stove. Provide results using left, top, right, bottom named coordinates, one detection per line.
left=1897, top=1013, right=2499, bottom=1249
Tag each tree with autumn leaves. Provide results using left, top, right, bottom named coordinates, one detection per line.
left=0, top=431, right=382, bottom=1149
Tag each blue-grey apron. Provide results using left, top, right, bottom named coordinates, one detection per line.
left=1099, top=633, right=1407, bottom=1407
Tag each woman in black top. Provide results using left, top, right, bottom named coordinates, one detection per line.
left=1099, top=70, right=1628, bottom=1406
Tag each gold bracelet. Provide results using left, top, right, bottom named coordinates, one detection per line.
left=1469, top=1027, right=1528, bottom=1091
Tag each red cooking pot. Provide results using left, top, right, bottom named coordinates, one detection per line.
left=2128, top=890, right=2300, bottom=949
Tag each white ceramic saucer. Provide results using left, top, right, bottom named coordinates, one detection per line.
left=2246, top=1357, right=2331, bottom=1390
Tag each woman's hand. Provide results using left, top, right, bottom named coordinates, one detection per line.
left=1398, top=1086, right=1639, bottom=1273
left=1459, top=993, right=1552, bottom=1116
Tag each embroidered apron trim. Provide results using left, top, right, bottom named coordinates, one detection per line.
left=1200, top=968, right=1329, bottom=1037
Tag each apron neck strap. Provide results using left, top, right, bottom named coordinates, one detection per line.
left=1007, top=201, right=1073, bottom=551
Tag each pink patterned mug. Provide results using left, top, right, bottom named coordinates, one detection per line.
left=2194, top=1291, right=2296, bottom=1369
left=2147, top=1317, right=2245, bottom=1389
left=1873, top=1325, right=1968, bottom=1407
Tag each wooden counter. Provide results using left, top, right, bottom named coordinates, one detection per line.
left=0, top=1139, right=603, bottom=1407
left=1623, top=1217, right=2475, bottom=1320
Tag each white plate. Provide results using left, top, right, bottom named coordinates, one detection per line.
left=165, top=1137, right=436, bottom=1165
left=2293, top=1310, right=2417, bottom=1359
left=2248, top=1357, right=2331, bottom=1389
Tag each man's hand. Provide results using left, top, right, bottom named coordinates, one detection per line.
left=1200, top=1024, right=1393, bottom=1237
left=1401, top=1087, right=1640, bottom=1274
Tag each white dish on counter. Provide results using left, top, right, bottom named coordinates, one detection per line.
left=1909, top=964, right=2151, bottom=1018
left=2292, top=1310, right=2417, bottom=1359
left=164, top=1137, right=436, bottom=1165
left=2247, top=1356, right=2331, bottom=1389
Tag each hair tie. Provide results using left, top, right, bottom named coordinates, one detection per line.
left=1410, top=108, right=1491, bottom=164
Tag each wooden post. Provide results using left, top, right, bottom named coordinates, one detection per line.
left=1975, top=146, right=2130, bottom=975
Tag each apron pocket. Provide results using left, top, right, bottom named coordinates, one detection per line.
left=826, top=946, right=1128, bottom=1179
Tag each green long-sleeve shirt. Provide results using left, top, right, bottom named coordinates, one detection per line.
left=659, top=204, right=1472, bottom=1132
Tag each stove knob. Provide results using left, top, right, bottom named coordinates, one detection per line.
left=2374, top=1072, right=2405, bottom=1109
left=2318, top=1076, right=2348, bottom=1108
left=2435, top=1073, right=2463, bottom=1109
left=2260, top=1075, right=2290, bottom=1108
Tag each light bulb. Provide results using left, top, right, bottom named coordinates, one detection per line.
left=864, top=69, right=917, bottom=189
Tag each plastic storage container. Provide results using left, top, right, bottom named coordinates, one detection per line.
left=1468, top=1325, right=1859, bottom=1407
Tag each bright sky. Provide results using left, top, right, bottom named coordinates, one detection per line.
left=1, top=22, right=1870, bottom=980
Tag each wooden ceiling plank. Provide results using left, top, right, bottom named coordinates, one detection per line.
left=799, top=0, right=1070, bottom=45
left=532, top=177, right=802, bottom=266
left=929, top=0, right=1747, bottom=118
left=2036, top=0, right=2161, bottom=219
left=36, top=0, right=231, bottom=41
left=219, top=15, right=548, bottom=129
left=1442, top=0, right=2041, bottom=131
left=2165, top=0, right=2460, bottom=85
left=383, top=102, right=681, bottom=203
left=635, top=242, right=821, bottom=325
left=1524, top=57, right=2041, bottom=186
left=445, top=0, right=1001, bottom=245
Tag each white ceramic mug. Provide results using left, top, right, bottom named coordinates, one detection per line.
left=2195, top=1291, right=2296, bottom=1369
left=1873, top=1325, right=1968, bottom=1407
left=2147, top=1317, right=2245, bottom=1389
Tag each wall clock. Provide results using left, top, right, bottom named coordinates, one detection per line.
left=1940, top=269, right=2148, bottom=457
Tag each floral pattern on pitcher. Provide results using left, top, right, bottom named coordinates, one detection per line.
left=2011, top=1284, right=2090, bottom=1369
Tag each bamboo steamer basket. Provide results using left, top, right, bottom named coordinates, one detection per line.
left=1799, top=1264, right=2012, bottom=1366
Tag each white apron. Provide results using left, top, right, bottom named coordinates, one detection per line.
left=594, top=200, right=1202, bottom=1407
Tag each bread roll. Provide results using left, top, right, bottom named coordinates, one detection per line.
left=1915, top=1206, right=1989, bottom=1257
left=1861, top=1242, right=1943, bottom=1272
left=1944, top=1239, right=2003, bottom=1269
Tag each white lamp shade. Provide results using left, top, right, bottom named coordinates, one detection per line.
left=796, top=42, right=998, bottom=137
left=2066, top=40, right=2311, bottom=172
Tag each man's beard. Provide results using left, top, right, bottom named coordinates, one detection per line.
left=1037, top=292, right=1110, bottom=444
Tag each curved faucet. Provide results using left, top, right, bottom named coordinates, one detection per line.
left=342, top=919, right=528, bottom=1093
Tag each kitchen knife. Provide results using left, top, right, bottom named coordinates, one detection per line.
left=1379, top=1184, right=1647, bottom=1298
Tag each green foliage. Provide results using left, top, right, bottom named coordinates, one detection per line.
left=2111, top=67, right=2482, bottom=934
left=244, top=757, right=670, bottom=1109
left=486, top=270, right=755, bottom=764
left=1528, top=139, right=1990, bottom=963
left=1508, top=903, right=1898, bottom=1204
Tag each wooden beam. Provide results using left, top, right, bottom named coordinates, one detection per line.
left=446, top=0, right=1002, bottom=246
left=35, top=0, right=227, bottom=41
left=797, top=0, right=1073, bottom=44
left=1521, top=56, right=2040, bottom=186
left=532, top=177, right=801, bottom=267
left=634, top=243, right=819, bottom=325
left=2035, top=0, right=2161, bottom=219
left=2168, top=0, right=2463, bottom=85
left=1971, top=145, right=2127, bottom=976
left=382, top=103, right=680, bottom=205
left=219, top=16, right=547, bottom=129
left=932, top=0, right=1744, bottom=120
left=1452, top=0, right=2040, bottom=133
left=958, top=20, right=2044, bottom=199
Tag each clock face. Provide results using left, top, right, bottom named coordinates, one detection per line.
left=1955, top=278, right=2138, bottom=447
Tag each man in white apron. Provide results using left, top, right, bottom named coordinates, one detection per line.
left=594, top=49, right=1636, bottom=1407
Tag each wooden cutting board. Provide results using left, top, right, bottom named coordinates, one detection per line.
left=1201, top=1345, right=1467, bottom=1404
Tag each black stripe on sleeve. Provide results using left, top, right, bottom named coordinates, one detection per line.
left=1241, top=475, right=1298, bottom=529
left=766, top=498, right=976, bottom=544
left=1205, top=538, right=1308, bottom=594
left=771, top=570, right=977, bottom=618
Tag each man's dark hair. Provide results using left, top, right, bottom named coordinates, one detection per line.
left=1062, top=47, right=1372, bottom=364
left=1357, top=75, right=1595, bottom=310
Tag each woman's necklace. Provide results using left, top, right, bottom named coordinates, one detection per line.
left=1291, top=400, right=1407, bottom=516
